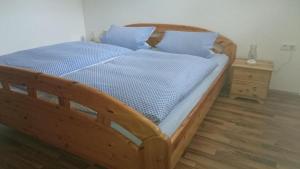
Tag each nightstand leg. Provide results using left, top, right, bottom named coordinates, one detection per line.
left=229, top=95, right=239, bottom=100
left=230, top=95, right=265, bottom=104
left=256, top=98, right=264, bottom=104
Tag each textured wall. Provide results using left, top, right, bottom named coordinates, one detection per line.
left=83, top=0, right=300, bottom=93
left=0, top=0, right=86, bottom=55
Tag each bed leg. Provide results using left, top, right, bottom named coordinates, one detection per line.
left=143, top=136, right=170, bottom=169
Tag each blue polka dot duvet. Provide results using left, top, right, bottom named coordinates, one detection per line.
left=64, top=49, right=218, bottom=124
left=0, top=42, right=132, bottom=76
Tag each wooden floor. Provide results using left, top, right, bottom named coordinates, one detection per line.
left=0, top=90, right=300, bottom=169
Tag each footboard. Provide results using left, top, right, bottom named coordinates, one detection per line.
left=0, top=66, right=169, bottom=169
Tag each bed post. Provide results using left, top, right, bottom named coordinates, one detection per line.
left=143, top=135, right=170, bottom=169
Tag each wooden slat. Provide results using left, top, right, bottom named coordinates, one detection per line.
left=59, top=97, right=70, bottom=110
left=99, top=116, right=111, bottom=126
left=27, top=87, right=37, bottom=98
left=1, top=81, right=10, bottom=91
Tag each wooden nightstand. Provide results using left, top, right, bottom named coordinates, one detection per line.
left=230, top=58, right=273, bottom=104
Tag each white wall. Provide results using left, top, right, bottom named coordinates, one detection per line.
left=0, top=0, right=86, bottom=55
left=82, top=0, right=300, bottom=94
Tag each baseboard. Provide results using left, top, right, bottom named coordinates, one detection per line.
left=269, top=89, right=300, bottom=96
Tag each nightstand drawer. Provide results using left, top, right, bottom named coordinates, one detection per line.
left=233, top=68, right=271, bottom=83
left=231, top=82, right=268, bottom=99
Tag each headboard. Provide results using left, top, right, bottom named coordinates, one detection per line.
left=126, top=23, right=237, bottom=64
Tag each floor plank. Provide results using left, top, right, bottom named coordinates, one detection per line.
left=0, top=90, right=299, bottom=169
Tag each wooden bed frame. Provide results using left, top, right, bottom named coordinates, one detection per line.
left=0, top=23, right=236, bottom=169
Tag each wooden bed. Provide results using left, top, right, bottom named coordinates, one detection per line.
left=0, top=23, right=236, bottom=169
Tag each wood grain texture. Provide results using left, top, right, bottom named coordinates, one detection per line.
left=230, top=58, right=273, bottom=103
left=127, top=23, right=237, bottom=63
left=169, top=62, right=228, bottom=169
left=0, top=23, right=236, bottom=169
left=233, top=58, right=273, bottom=71
left=0, top=66, right=161, bottom=169
left=0, top=90, right=299, bottom=169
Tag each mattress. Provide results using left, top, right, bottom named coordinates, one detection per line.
left=0, top=42, right=132, bottom=76
left=63, top=49, right=218, bottom=123
left=53, top=52, right=227, bottom=146
left=111, top=53, right=229, bottom=145
left=159, top=54, right=229, bottom=137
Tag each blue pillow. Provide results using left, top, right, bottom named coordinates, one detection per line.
left=101, top=25, right=155, bottom=50
left=156, top=31, right=218, bottom=58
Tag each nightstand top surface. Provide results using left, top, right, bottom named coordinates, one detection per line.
left=233, top=58, right=273, bottom=71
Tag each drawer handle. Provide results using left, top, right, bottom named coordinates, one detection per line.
left=239, top=90, right=243, bottom=93
left=253, top=87, right=257, bottom=91
left=248, top=74, right=253, bottom=78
